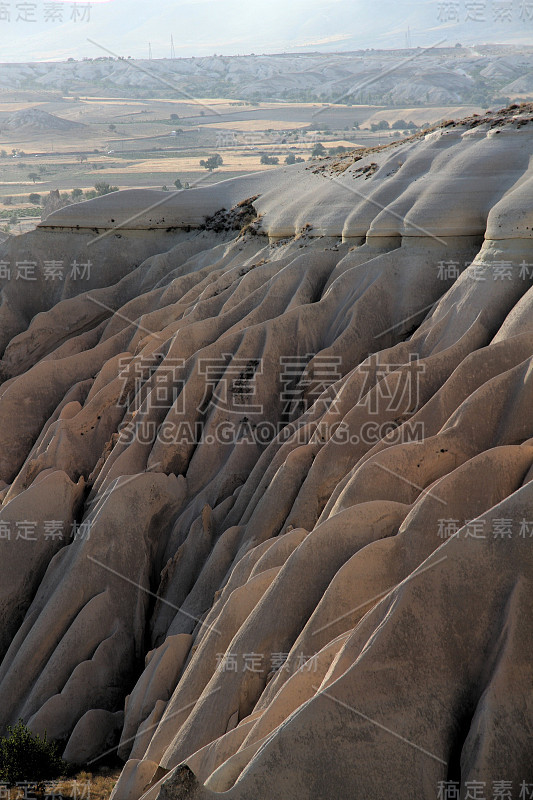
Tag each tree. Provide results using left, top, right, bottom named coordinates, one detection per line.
left=392, top=119, right=417, bottom=131
left=370, top=120, right=390, bottom=132
left=28, top=193, right=41, bottom=205
left=199, top=154, right=223, bottom=171
left=285, top=154, right=304, bottom=164
left=312, top=143, right=326, bottom=157
left=260, top=154, right=279, bottom=165
left=174, top=177, right=183, bottom=190
left=94, top=181, right=119, bottom=196
left=27, top=173, right=39, bottom=183
left=170, top=113, right=180, bottom=120
left=328, top=146, right=347, bottom=156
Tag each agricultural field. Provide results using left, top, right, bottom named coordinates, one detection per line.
left=0, top=92, right=483, bottom=234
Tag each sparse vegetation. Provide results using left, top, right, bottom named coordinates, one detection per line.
left=53, top=769, right=121, bottom=800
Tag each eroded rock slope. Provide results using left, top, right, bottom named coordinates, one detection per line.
left=1, top=105, right=533, bottom=799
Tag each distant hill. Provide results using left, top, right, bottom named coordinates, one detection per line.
left=0, top=107, right=87, bottom=134
left=1, top=46, right=533, bottom=106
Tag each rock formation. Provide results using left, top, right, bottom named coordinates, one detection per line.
left=1, top=105, right=533, bottom=798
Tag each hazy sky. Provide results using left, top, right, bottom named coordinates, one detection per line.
left=0, top=0, right=531, bottom=62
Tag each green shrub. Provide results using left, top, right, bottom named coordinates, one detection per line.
left=0, top=720, right=66, bottom=786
